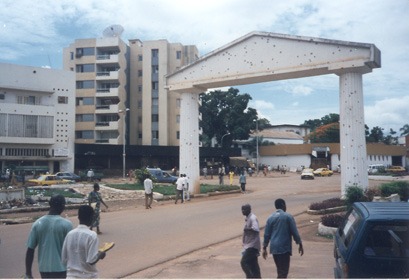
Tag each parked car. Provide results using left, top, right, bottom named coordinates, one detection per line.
left=27, top=174, right=73, bottom=186
left=385, top=166, right=406, bottom=174
left=334, top=202, right=409, bottom=278
left=313, top=168, right=333, bottom=177
left=147, top=168, right=178, bottom=184
left=301, top=168, right=314, bottom=180
left=54, top=172, right=81, bottom=182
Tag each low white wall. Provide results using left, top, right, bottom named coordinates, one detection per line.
left=0, top=189, right=25, bottom=202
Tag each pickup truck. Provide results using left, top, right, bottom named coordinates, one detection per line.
left=334, top=202, right=409, bottom=278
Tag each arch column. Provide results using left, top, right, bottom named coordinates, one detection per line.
left=179, top=92, right=200, bottom=194
left=339, top=72, right=369, bottom=196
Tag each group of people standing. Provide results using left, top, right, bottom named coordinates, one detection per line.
left=241, top=199, right=303, bottom=279
left=25, top=183, right=109, bottom=278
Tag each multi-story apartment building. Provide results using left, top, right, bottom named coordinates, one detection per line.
left=0, top=63, right=75, bottom=175
left=63, top=37, right=129, bottom=145
left=64, top=36, right=198, bottom=148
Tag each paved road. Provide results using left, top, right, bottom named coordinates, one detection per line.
left=1, top=172, right=346, bottom=278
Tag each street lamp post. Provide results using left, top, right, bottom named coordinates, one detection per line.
left=119, top=108, right=129, bottom=180
left=221, top=132, right=231, bottom=148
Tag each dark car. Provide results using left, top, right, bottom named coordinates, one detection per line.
left=54, top=172, right=81, bottom=182
left=333, top=202, right=409, bottom=278
left=147, top=168, right=178, bottom=184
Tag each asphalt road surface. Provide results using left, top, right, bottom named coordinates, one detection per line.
left=0, top=172, right=392, bottom=278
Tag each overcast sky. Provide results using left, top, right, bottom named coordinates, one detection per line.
left=1, top=0, right=408, bottom=134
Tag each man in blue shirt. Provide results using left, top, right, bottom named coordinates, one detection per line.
left=262, top=198, right=304, bottom=278
left=25, top=194, right=73, bottom=279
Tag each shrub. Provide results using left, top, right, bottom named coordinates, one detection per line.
left=134, top=168, right=152, bottom=183
left=345, top=186, right=367, bottom=209
left=364, top=187, right=381, bottom=202
left=321, top=213, right=345, bottom=228
left=309, top=197, right=345, bottom=211
left=379, top=181, right=409, bottom=201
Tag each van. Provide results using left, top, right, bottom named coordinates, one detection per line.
left=367, top=164, right=385, bottom=174
left=333, top=202, right=409, bottom=278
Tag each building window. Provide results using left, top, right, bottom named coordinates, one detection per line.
left=177, top=131, right=180, bottom=139
left=152, top=49, right=159, bottom=58
left=138, top=133, right=142, bottom=139
left=138, top=101, right=142, bottom=108
left=138, top=70, right=143, bottom=77
left=176, top=98, right=181, bottom=107
left=75, top=130, right=94, bottom=139
left=76, top=97, right=94, bottom=106
left=152, top=65, right=159, bottom=73
left=76, top=64, right=95, bottom=73
left=152, top=82, right=159, bottom=90
left=18, top=96, right=37, bottom=105
left=70, top=52, right=74, bottom=60
left=176, top=51, right=181, bottom=59
left=58, top=96, right=68, bottom=104
left=152, top=130, right=159, bottom=139
left=138, top=55, right=143, bottom=61
left=152, top=114, right=159, bottom=122
left=76, top=80, right=95, bottom=89
left=138, top=85, right=142, bottom=93
left=152, top=98, right=158, bottom=106
left=76, top=114, right=94, bottom=122
left=176, top=115, right=180, bottom=123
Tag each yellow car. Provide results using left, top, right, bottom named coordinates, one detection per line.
left=28, top=175, right=73, bottom=186
left=313, top=168, right=333, bottom=177
left=385, top=166, right=406, bottom=174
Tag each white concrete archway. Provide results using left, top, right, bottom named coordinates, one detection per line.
left=166, top=31, right=381, bottom=196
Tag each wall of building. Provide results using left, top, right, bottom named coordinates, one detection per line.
left=0, top=63, right=75, bottom=173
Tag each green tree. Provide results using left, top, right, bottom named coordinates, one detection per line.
left=400, top=124, right=409, bottom=136
left=199, top=87, right=259, bottom=147
left=367, top=126, right=384, bottom=143
left=302, top=113, right=339, bottom=131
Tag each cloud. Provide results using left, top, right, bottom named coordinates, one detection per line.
left=365, top=96, right=409, bottom=131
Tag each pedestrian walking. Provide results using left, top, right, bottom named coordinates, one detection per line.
left=87, top=169, right=94, bottom=182
left=175, top=174, right=184, bottom=204
left=239, top=172, right=247, bottom=193
left=229, top=170, right=234, bottom=186
left=144, top=174, right=154, bottom=209
left=203, top=167, right=208, bottom=179
left=182, top=174, right=190, bottom=201
left=262, top=198, right=304, bottom=278
left=62, top=205, right=107, bottom=278
left=25, top=194, right=73, bottom=279
left=241, top=204, right=261, bottom=279
left=88, top=183, right=108, bottom=234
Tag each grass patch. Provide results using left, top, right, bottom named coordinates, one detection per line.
left=106, top=182, right=240, bottom=195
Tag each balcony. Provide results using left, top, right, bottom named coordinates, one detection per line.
left=95, top=121, right=119, bottom=130
left=96, top=54, right=119, bottom=63
left=96, top=71, right=119, bottom=80
left=96, top=87, right=119, bottom=97
left=95, top=104, right=119, bottom=114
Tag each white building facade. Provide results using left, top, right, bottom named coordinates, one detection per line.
left=0, top=63, right=76, bottom=174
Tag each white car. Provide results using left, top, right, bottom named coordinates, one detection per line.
left=301, top=168, right=314, bottom=180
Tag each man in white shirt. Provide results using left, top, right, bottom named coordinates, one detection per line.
left=175, top=174, right=184, bottom=204
left=62, top=205, right=106, bottom=279
left=144, top=175, right=154, bottom=209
